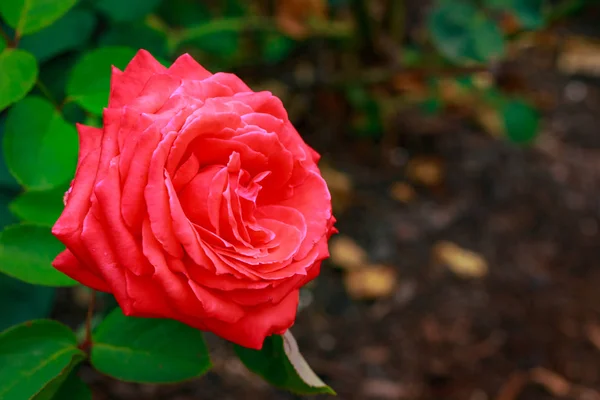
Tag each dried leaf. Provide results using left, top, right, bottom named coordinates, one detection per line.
left=476, top=105, right=504, bottom=138
left=530, top=367, right=571, bottom=397
left=362, top=379, right=410, bottom=399
left=558, top=36, right=600, bottom=77
left=320, top=163, right=353, bottom=213
left=330, top=235, right=368, bottom=270
left=276, top=0, right=327, bottom=39
left=584, top=322, right=600, bottom=351
left=434, top=241, right=488, bottom=278
left=495, top=372, right=527, bottom=400
left=344, top=265, right=397, bottom=299
left=389, top=182, right=416, bottom=203
left=406, top=156, right=444, bottom=187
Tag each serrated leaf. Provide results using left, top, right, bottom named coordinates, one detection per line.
left=0, top=223, right=77, bottom=287
left=234, top=331, right=335, bottom=395
left=0, top=0, right=77, bottom=36
left=19, top=9, right=97, bottom=62
left=0, top=49, right=38, bottom=112
left=0, top=320, right=85, bottom=400
left=4, top=96, right=77, bottom=190
left=91, top=307, right=211, bottom=383
left=66, top=46, right=139, bottom=114
left=10, top=187, right=65, bottom=227
left=92, top=0, right=161, bottom=22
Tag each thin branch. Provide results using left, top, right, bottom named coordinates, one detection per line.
left=79, top=290, right=96, bottom=353
left=325, top=64, right=491, bottom=87
left=0, top=26, right=13, bottom=48
left=35, top=80, right=60, bottom=110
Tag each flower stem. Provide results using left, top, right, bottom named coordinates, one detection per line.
left=79, top=290, right=96, bottom=353
left=0, top=26, right=13, bottom=48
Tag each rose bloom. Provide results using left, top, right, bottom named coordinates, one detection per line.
left=52, top=50, right=336, bottom=349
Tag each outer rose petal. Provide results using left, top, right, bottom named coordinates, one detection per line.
left=53, top=250, right=109, bottom=292
left=168, top=53, right=212, bottom=80
left=108, top=50, right=167, bottom=109
left=198, top=289, right=300, bottom=349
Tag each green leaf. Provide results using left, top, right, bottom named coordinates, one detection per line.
left=66, top=46, right=139, bottom=114
left=234, top=331, right=335, bottom=395
left=472, top=16, right=505, bottom=63
left=91, top=307, right=211, bottom=383
left=0, top=0, right=78, bottom=36
left=157, top=0, right=211, bottom=28
left=37, top=53, right=79, bottom=103
left=223, top=0, right=248, bottom=17
left=0, top=116, right=20, bottom=190
left=0, top=223, right=77, bottom=287
left=4, top=96, right=78, bottom=190
left=48, top=370, right=91, bottom=400
left=501, top=99, right=540, bottom=144
left=0, top=35, right=6, bottom=53
left=261, top=32, right=295, bottom=64
left=10, top=188, right=65, bottom=227
left=512, top=0, right=545, bottom=29
left=181, top=28, right=240, bottom=59
left=428, top=1, right=505, bottom=63
left=485, top=0, right=545, bottom=30
left=99, top=23, right=168, bottom=60
left=0, top=320, right=86, bottom=400
left=92, top=0, right=161, bottom=22
left=0, top=274, right=55, bottom=332
left=61, top=102, right=87, bottom=125
left=0, top=49, right=38, bottom=112
left=19, top=9, right=97, bottom=62
left=31, top=359, right=80, bottom=400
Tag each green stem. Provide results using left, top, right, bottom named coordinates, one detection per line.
left=168, top=16, right=353, bottom=56
left=350, top=0, right=375, bottom=52
left=327, top=64, right=489, bottom=87
left=387, top=0, right=406, bottom=44
left=0, top=26, right=13, bottom=48
left=78, top=290, right=96, bottom=353
left=35, top=80, right=60, bottom=110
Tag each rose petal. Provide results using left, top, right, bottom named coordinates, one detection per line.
left=201, top=289, right=300, bottom=349
left=280, top=171, right=332, bottom=260
left=121, top=124, right=161, bottom=230
left=108, top=50, right=167, bottom=109
left=171, top=153, right=200, bottom=191
left=146, top=131, right=183, bottom=258
left=53, top=249, right=109, bottom=292
left=168, top=53, right=212, bottom=80
left=128, top=74, right=182, bottom=113
left=81, top=202, right=133, bottom=313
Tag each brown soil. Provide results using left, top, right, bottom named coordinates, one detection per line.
left=74, top=9, right=600, bottom=400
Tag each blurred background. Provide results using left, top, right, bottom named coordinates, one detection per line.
left=2, top=0, right=600, bottom=399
